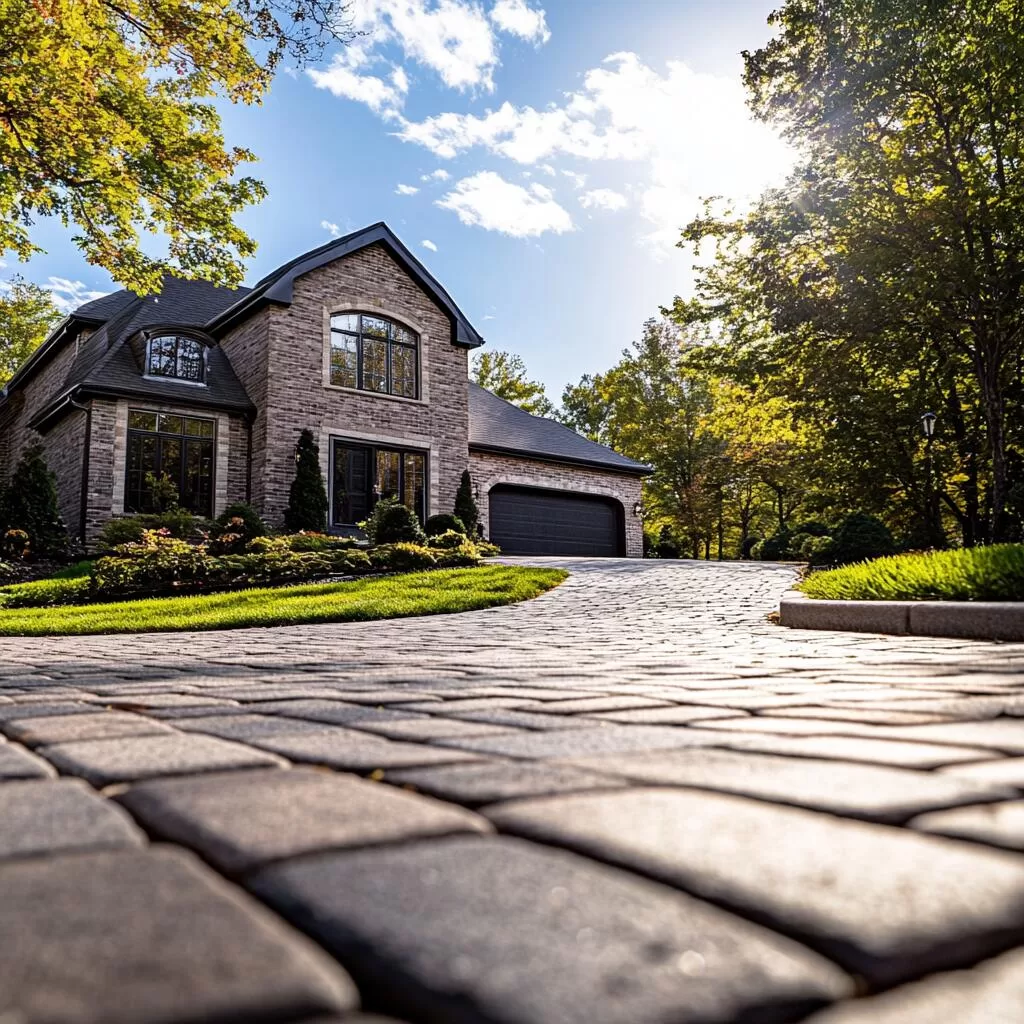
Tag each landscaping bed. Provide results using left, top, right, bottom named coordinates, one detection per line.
left=0, top=566, right=567, bottom=636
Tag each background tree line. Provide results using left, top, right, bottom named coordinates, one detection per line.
left=486, top=0, right=1024, bottom=560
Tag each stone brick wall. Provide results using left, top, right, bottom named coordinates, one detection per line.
left=228, top=243, right=470, bottom=527
left=469, top=450, right=644, bottom=558
left=45, top=408, right=87, bottom=540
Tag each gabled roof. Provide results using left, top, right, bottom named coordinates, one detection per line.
left=468, top=382, right=650, bottom=476
left=205, top=222, right=483, bottom=348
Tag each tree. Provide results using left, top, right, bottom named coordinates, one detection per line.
left=454, top=470, right=479, bottom=535
left=471, top=351, right=555, bottom=417
left=0, top=0, right=352, bottom=293
left=284, top=429, right=327, bottom=532
left=0, top=278, right=62, bottom=387
left=4, top=444, right=68, bottom=555
left=705, top=0, right=1024, bottom=541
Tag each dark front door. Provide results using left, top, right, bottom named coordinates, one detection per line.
left=330, top=439, right=426, bottom=529
left=488, top=486, right=623, bottom=557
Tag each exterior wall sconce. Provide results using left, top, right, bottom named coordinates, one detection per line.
left=632, top=501, right=643, bottom=517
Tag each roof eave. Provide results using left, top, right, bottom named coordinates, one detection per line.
left=2, top=315, right=104, bottom=397
left=469, top=441, right=653, bottom=477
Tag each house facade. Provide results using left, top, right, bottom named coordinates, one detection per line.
left=0, top=224, right=649, bottom=557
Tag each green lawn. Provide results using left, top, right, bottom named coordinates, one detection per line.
left=0, top=565, right=567, bottom=636
left=799, top=544, right=1024, bottom=602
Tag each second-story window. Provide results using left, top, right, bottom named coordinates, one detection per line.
left=329, top=313, right=418, bottom=399
left=147, top=335, right=206, bottom=383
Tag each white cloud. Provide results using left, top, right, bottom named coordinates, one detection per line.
left=395, top=183, right=420, bottom=195
left=28, top=277, right=110, bottom=314
left=420, top=168, right=451, bottom=181
left=421, top=239, right=438, bottom=251
left=489, top=0, right=550, bottom=44
left=397, top=52, right=792, bottom=254
left=307, top=61, right=407, bottom=117
left=579, top=188, right=627, bottom=211
left=321, top=220, right=342, bottom=237
left=561, top=170, right=587, bottom=189
left=436, top=170, right=573, bottom=238
left=390, top=64, right=410, bottom=94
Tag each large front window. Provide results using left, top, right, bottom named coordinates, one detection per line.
left=331, top=439, right=426, bottom=527
left=125, top=410, right=215, bottom=516
left=329, top=313, right=418, bottom=398
left=147, top=335, right=206, bottom=383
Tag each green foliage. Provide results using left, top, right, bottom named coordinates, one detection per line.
left=0, top=567, right=567, bottom=636
left=0, top=0, right=352, bottom=292
left=51, top=560, right=94, bottom=580
left=801, top=545, right=1024, bottom=603
left=425, top=513, right=466, bottom=537
left=99, top=510, right=196, bottom=550
left=0, top=277, right=62, bottom=387
left=215, top=502, right=266, bottom=538
left=454, top=470, right=479, bottom=534
left=2, top=529, right=30, bottom=560
left=369, top=543, right=438, bottom=572
left=819, top=513, right=897, bottom=567
left=471, top=351, right=555, bottom=417
left=4, top=445, right=68, bottom=556
left=655, top=525, right=681, bottom=560
left=428, top=529, right=469, bottom=550
left=361, top=498, right=426, bottom=545
left=474, top=539, right=501, bottom=557
left=756, top=530, right=792, bottom=561
left=144, top=471, right=180, bottom=512
left=284, top=429, right=328, bottom=533
left=0, top=575, right=91, bottom=609
left=285, top=532, right=356, bottom=553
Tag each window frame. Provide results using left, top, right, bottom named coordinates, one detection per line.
left=329, top=437, right=428, bottom=529
left=328, top=312, right=420, bottom=400
left=144, top=334, right=209, bottom=386
left=124, top=409, right=216, bottom=517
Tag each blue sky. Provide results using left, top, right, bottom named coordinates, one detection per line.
left=6, top=0, right=792, bottom=403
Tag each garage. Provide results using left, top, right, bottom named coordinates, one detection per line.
left=488, top=485, right=624, bottom=557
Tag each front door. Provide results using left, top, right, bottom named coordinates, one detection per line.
left=330, top=439, right=427, bottom=529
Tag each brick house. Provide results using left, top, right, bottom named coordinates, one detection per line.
left=0, top=223, right=649, bottom=556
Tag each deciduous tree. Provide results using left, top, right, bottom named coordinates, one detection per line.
left=471, top=351, right=555, bottom=417
left=0, top=277, right=62, bottom=386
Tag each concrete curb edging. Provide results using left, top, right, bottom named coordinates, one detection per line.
left=778, top=590, right=1024, bottom=641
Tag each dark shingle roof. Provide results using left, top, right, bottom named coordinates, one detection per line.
left=468, top=382, right=650, bottom=476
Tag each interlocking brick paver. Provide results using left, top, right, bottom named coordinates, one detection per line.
left=803, top=945, right=1024, bottom=1023
left=0, top=847, right=356, bottom=1023
left=387, top=760, right=629, bottom=806
left=559, top=747, right=1014, bottom=822
left=117, top=768, right=489, bottom=873
left=5, top=711, right=173, bottom=747
left=38, top=732, right=286, bottom=786
left=1, top=557, right=1023, bottom=1020
left=486, top=788, right=1024, bottom=986
left=250, top=836, right=851, bottom=1024
left=0, top=743, right=56, bottom=780
left=0, top=779, right=144, bottom=860
left=911, top=800, right=1024, bottom=852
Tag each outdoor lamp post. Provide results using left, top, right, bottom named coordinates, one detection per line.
left=920, top=412, right=937, bottom=544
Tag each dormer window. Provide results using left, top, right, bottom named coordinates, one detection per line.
left=329, top=313, right=418, bottom=399
left=147, top=335, right=206, bottom=383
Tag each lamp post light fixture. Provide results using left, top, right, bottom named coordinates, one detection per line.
left=920, top=412, right=938, bottom=544
left=920, top=411, right=937, bottom=438
left=632, top=501, right=643, bottom=518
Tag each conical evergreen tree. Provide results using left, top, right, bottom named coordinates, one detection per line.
left=284, top=429, right=328, bottom=532
left=454, top=469, right=478, bottom=534
left=6, top=443, right=68, bottom=555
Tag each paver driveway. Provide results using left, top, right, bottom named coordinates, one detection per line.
left=2, top=557, right=1024, bottom=1023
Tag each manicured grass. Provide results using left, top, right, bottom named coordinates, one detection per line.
left=0, top=566, right=567, bottom=636
left=799, top=544, right=1024, bottom=602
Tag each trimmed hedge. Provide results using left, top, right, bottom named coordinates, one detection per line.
left=425, top=514, right=466, bottom=537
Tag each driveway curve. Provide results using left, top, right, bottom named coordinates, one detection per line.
left=1, top=558, right=1024, bottom=1024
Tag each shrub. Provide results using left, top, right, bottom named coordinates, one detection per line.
left=750, top=540, right=765, bottom=560
left=454, top=469, right=479, bottom=534
left=801, top=534, right=834, bottom=563
left=144, top=471, right=180, bottom=512
left=819, top=512, right=897, bottom=566
left=756, top=529, right=792, bottom=561
left=433, top=542, right=481, bottom=568
left=2, top=529, right=30, bottom=560
left=99, top=510, right=197, bottom=550
left=286, top=532, right=357, bottom=553
left=429, top=529, right=469, bottom=550
left=284, top=429, right=328, bottom=532
left=475, top=539, right=501, bottom=557
left=0, top=575, right=91, bottom=609
left=800, top=544, right=1024, bottom=602
left=792, top=520, right=830, bottom=538
left=425, top=513, right=466, bottom=537
left=363, top=498, right=426, bottom=545
left=214, top=502, right=266, bottom=539
left=92, top=530, right=208, bottom=598
left=5, top=444, right=68, bottom=556
left=369, top=543, right=437, bottom=571
left=655, top=526, right=680, bottom=559
left=740, top=535, right=761, bottom=560
left=339, top=549, right=371, bottom=573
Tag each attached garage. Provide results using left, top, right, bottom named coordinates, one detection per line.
left=488, top=485, right=624, bottom=557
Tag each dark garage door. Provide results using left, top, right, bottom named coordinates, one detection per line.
left=488, top=486, right=623, bottom=557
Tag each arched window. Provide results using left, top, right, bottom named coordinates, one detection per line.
left=329, top=313, right=418, bottom=398
left=147, top=335, right=206, bottom=383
